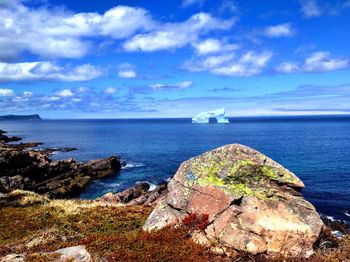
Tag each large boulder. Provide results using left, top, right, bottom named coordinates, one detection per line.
left=143, top=144, right=325, bottom=258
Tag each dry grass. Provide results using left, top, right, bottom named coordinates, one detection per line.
left=0, top=190, right=349, bottom=262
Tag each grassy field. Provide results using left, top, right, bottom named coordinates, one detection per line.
left=0, top=190, right=349, bottom=262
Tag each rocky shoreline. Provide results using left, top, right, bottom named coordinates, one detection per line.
left=0, top=129, right=121, bottom=198
left=0, top=129, right=349, bottom=261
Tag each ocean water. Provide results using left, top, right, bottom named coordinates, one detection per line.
left=1, top=115, right=350, bottom=223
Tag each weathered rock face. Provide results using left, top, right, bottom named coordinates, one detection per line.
left=99, top=182, right=168, bottom=207
left=0, top=130, right=121, bottom=198
left=143, top=144, right=325, bottom=258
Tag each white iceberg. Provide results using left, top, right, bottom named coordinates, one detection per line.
left=192, top=108, right=230, bottom=124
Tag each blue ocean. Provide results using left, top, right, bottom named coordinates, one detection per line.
left=1, top=115, right=349, bottom=223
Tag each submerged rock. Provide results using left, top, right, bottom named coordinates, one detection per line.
left=143, top=144, right=325, bottom=258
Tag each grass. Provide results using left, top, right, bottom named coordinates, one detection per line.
left=0, top=190, right=349, bottom=261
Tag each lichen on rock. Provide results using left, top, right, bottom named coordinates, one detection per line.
left=143, top=144, right=324, bottom=258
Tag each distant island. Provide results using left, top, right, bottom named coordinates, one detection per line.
left=0, top=114, right=42, bottom=121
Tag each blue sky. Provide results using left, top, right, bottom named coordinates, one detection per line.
left=0, top=0, right=350, bottom=118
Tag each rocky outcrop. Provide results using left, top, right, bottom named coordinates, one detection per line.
left=99, top=182, right=168, bottom=207
left=0, top=130, right=121, bottom=198
left=143, top=144, right=325, bottom=258
left=0, top=130, right=21, bottom=143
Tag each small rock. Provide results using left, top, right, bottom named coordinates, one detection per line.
left=55, top=245, right=91, bottom=262
left=0, top=254, right=25, bottom=262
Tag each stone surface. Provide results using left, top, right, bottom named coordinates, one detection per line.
left=0, top=254, right=25, bottom=262
left=55, top=245, right=91, bottom=262
left=0, top=129, right=121, bottom=198
left=143, top=144, right=325, bottom=258
left=99, top=182, right=168, bottom=207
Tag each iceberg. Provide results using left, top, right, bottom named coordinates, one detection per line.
left=192, top=108, right=230, bottom=124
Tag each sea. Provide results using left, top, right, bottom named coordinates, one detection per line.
left=1, top=115, right=349, bottom=224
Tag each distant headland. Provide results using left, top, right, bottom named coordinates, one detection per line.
left=0, top=114, right=42, bottom=121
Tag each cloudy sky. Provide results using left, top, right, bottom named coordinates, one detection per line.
left=0, top=0, right=349, bottom=118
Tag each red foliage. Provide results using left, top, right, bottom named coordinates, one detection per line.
left=182, top=213, right=209, bottom=231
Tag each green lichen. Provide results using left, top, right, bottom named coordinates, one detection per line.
left=259, top=165, right=299, bottom=184
left=187, top=156, right=285, bottom=200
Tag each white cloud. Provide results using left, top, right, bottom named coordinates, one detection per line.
left=118, top=64, right=137, bottom=78
left=0, top=88, right=15, bottom=96
left=0, top=62, right=102, bottom=82
left=277, top=51, right=348, bottom=74
left=56, top=89, right=74, bottom=97
left=193, top=39, right=221, bottom=55
left=304, top=51, right=348, bottom=72
left=276, top=62, right=299, bottom=73
left=123, top=13, right=235, bottom=52
left=151, top=81, right=193, bottom=90
left=300, top=0, right=323, bottom=17
left=0, top=1, right=236, bottom=59
left=264, top=23, right=294, bottom=37
left=192, top=39, right=239, bottom=56
left=183, top=51, right=273, bottom=77
left=0, top=2, right=153, bottom=60
left=23, top=91, right=33, bottom=97
left=104, top=87, right=118, bottom=94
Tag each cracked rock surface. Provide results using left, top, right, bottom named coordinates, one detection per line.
left=143, top=144, right=324, bottom=258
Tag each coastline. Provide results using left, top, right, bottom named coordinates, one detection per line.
left=0, top=128, right=350, bottom=261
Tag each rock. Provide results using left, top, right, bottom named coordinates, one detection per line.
left=86, top=156, right=121, bottom=179
left=99, top=182, right=150, bottom=204
left=55, top=245, right=91, bottom=262
left=98, top=182, right=168, bottom=207
left=321, top=216, right=349, bottom=236
left=143, top=144, right=324, bottom=258
left=0, top=254, right=25, bottom=262
left=0, top=130, right=121, bottom=198
left=128, top=183, right=168, bottom=206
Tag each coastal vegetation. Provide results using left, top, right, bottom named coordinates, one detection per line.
left=0, top=130, right=349, bottom=261
left=0, top=190, right=349, bottom=261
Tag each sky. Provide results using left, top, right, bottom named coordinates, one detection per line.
left=0, top=0, right=350, bottom=119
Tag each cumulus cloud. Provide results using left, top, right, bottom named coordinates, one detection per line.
left=104, top=87, right=118, bottom=94
left=23, top=91, right=33, bottom=97
left=183, top=51, right=273, bottom=77
left=0, top=88, right=15, bottom=96
left=123, top=13, right=235, bottom=52
left=0, top=1, right=236, bottom=60
left=118, top=64, right=137, bottom=78
left=0, top=2, right=153, bottom=60
left=193, top=39, right=239, bottom=55
left=0, top=62, right=102, bottom=82
left=276, top=62, right=299, bottom=73
left=276, top=51, right=348, bottom=73
left=55, top=89, right=74, bottom=97
left=150, top=81, right=193, bottom=90
left=304, top=51, right=349, bottom=72
left=264, top=23, right=294, bottom=37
